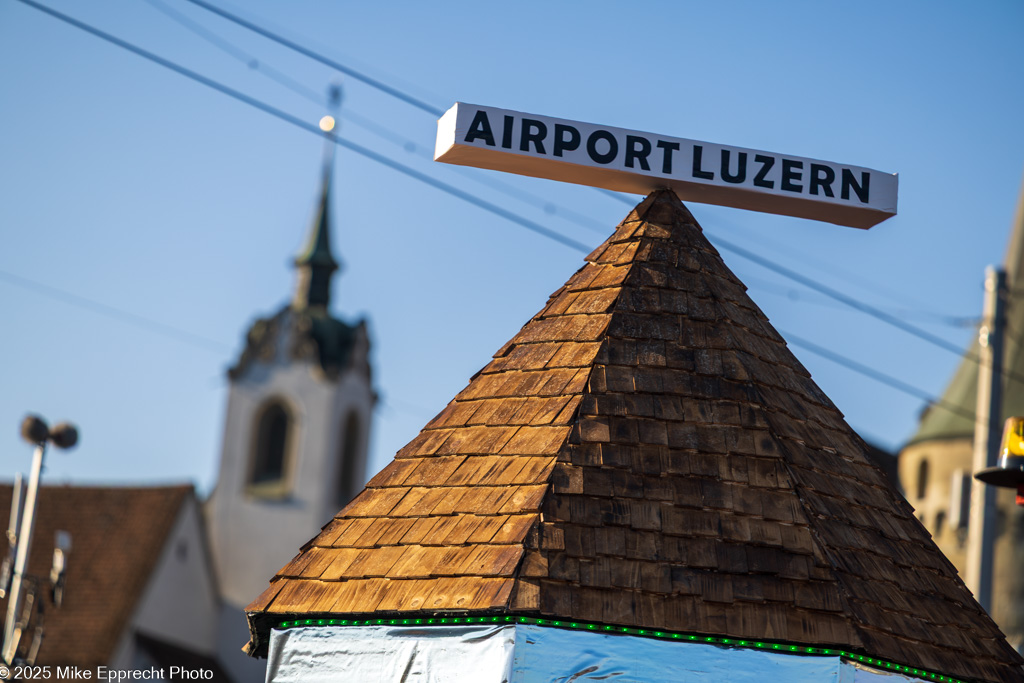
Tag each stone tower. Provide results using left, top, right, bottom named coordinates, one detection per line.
left=206, top=160, right=375, bottom=677
left=898, top=178, right=1024, bottom=652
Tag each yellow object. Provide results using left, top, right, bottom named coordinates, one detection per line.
left=319, top=116, right=336, bottom=132
left=999, top=416, right=1024, bottom=457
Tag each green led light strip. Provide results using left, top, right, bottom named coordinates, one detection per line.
left=273, top=615, right=969, bottom=683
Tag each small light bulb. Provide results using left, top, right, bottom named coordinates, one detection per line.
left=319, top=115, right=336, bottom=132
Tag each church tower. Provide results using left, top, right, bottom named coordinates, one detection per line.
left=206, top=157, right=375, bottom=616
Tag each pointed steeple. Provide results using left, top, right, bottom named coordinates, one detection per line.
left=292, top=161, right=340, bottom=310
left=293, top=86, right=344, bottom=311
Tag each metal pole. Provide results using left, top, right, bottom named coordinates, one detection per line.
left=8, top=474, right=24, bottom=549
left=966, top=266, right=1006, bottom=611
left=2, top=443, right=46, bottom=664
left=1, top=474, right=25, bottom=599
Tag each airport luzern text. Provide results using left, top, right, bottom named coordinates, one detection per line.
left=435, top=103, right=898, bottom=229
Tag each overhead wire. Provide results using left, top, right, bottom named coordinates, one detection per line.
left=710, top=234, right=968, bottom=356
left=14, top=0, right=592, bottom=254
left=0, top=269, right=231, bottom=354
left=142, top=0, right=611, bottom=238
left=179, top=0, right=983, bottom=336
left=142, top=0, right=325, bottom=104
left=12, top=0, right=978, bottom=428
left=181, top=0, right=444, bottom=116
left=137, top=3, right=1006, bottom=332
left=704, top=233, right=1024, bottom=388
left=780, top=329, right=976, bottom=423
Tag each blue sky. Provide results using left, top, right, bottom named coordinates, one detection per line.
left=1, top=0, right=1022, bottom=491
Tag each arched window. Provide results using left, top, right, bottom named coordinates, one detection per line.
left=916, top=458, right=929, bottom=500
left=934, top=511, right=946, bottom=538
left=249, top=400, right=293, bottom=498
left=336, top=411, right=362, bottom=507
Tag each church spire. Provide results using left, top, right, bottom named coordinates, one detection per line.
left=292, top=162, right=340, bottom=310
left=293, top=87, right=343, bottom=311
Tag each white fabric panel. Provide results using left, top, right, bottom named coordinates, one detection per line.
left=267, top=622, right=922, bottom=682
left=266, top=624, right=515, bottom=683
left=510, top=624, right=839, bottom=682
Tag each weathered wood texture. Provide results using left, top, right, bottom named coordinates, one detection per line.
left=246, top=191, right=1023, bottom=682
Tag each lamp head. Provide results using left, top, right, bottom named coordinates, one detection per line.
left=20, top=415, right=49, bottom=445
left=49, top=423, right=78, bottom=450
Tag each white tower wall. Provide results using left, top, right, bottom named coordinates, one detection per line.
left=207, top=312, right=373, bottom=609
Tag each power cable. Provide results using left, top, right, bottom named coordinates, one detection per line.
left=142, top=0, right=325, bottom=104
left=177, top=0, right=982, bottom=334
left=0, top=269, right=230, bottom=353
left=597, top=166, right=973, bottom=328
left=14, top=0, right=981, bottom=425
left=780, top=329, right=976, bottom=423
left=143, top=0, right=611, bottom=238
left=181, top=0, right=444, bottom=116
left=705, top=233, right=1024, bottom=386
left=14, top=0, right=591, bottom=254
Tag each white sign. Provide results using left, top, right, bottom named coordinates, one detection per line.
left=435, top=103, right=898, bottom=229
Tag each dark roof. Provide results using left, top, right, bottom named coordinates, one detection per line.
left=910, top=178, right=1024, bottom=446
left=247, top=191, right=1024, bottom=682
left=0, top=484, right=191, bottom=668
left=228, top=307, right=362, bottom=382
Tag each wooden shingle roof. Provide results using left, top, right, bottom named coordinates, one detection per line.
left=246, top=190, right=1024, bottom=682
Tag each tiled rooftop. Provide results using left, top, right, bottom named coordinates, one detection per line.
left=0, top=484, right=191, bottom=667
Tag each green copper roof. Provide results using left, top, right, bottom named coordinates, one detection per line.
left=909, top=177, right=1024, bottom=446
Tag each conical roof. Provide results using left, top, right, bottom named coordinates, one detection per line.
left=910, top=176, right=1024, bottom=445
left=247, top=191, right=1023, bottom=682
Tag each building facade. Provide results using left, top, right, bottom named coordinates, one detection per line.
left=898, top=179, right=1024, bottom=653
